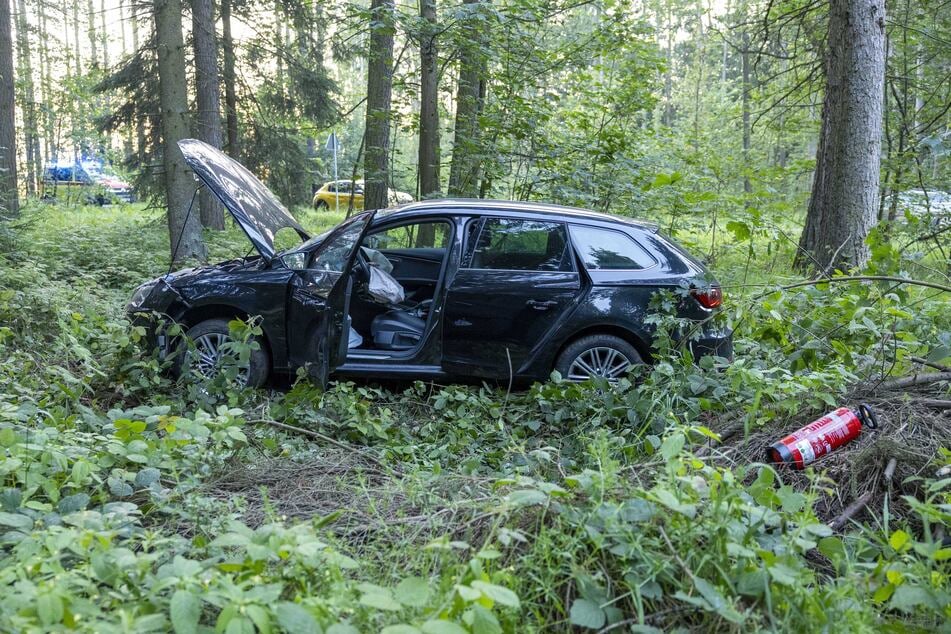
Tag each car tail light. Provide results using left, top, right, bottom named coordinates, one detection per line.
left=691, top=286, right=722, bottom=309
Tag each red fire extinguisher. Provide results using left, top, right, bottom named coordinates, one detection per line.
left=767, top=404, right=878, bottom=469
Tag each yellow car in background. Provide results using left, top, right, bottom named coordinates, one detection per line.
left=312, top=179, right=413, bottom=211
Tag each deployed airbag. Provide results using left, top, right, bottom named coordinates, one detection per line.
left=367, top=266, right=405, bottom=305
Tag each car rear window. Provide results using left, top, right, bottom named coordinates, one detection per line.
left=471, top=219, right=572, bottom=271
left=570, top=225, right=656, bottom=270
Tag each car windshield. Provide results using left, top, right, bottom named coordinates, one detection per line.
left=306, top=212, right=373, bottom=271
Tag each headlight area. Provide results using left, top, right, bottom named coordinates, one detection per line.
left=126, top=280, right=159, bottom=312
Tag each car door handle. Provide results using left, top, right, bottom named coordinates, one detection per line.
left=526, top=299, right=558, bottom=310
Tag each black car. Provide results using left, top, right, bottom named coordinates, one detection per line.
left=127, top=140, right=731, bottom=387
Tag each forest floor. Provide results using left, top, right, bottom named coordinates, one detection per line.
left=0, top=201, right=948, bottom=632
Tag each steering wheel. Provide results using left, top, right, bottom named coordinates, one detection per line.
left=355, top=248, right=372, bottom=282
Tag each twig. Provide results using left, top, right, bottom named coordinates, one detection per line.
left=829, top=490, right=874, bottom=531
left=775, top=275, right=951, bottom=295
left=249, top=419, right=394, bottom=472
left=877, top=371, right=951, bottom=391
left=918, top=399, right=951, bottom=410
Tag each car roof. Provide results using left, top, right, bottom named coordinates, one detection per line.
left=376, top=199, right=659, bottom=231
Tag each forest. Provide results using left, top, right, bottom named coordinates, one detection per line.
left=0, top=0, right=950, bottom=631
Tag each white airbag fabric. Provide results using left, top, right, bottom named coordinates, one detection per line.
left=367, top=266, right=405, bottom=305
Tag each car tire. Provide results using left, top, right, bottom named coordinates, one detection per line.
left=555, top=334, right=642, bottom=382
left=175, top=318, right=269, bottom=387
left=314, top=200, right=329, bottom=211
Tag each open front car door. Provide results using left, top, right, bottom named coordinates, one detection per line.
left=285, top=212, right=375, bottom=386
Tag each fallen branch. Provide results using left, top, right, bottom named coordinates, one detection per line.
left=877, top=371, right=951, bottom=391
left=910, top=356, right=951, bottom=373
left=779, top=275, right=951, bottom=294
left=250, top=419, right=394, bottom=472
left=918, top=399, right=951, bottom=410
left=829, top=490, right=874, bottom=531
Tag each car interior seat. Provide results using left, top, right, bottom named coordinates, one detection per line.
left=358, top=249, right=427, bottom=351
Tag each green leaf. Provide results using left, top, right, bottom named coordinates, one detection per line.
left=421, top=620, right=468, bottom=634
left=0, top=511, right=32, bottom=531
left=889, top=529, right=911, bottom=552
left=888, top=584, right=941, bottom=612
left=660, top=433, right=685, bottom=460
left=394, top=576, right=430, bottom=608
left=57, top=492, right=90, bottom=514
left=569, top=598, right=605, bottom=629
left=470, top=581, right=520, bottom=608
left=170, top=589, right=201, bottom=634
left=135, top=467, right=162, bottom=487
left=726, top=221, right=751, bottom=241
left=469, top=604, right=502, bottom=634
left=359, top=588, right=402, bottom=611
left=506, top=489, right=547, bottom=507
left=327, top=624, right=360, bottom=634
left=37, top=592, right=63, bottom=626
left=381, top=626, right=421, bottom=634
left=274, top=603, right=320, bottom=634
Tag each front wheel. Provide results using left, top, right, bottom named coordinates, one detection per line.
left=174, top=318, right=269, bottom=387
left=314, top=199, right=329, bottom=211
left=555, top=335, right=642, bottom=382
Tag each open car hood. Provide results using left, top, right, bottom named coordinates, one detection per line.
left=178, top=139, right=310, bottom=260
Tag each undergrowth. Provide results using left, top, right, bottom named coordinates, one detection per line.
left=0, top=202, right=948, bottom=632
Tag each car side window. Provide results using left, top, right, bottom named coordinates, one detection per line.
left=364, top=221, right=450, bottom=250
left=570, top=225, right=656, bottom=270
left=326, top=183, right=337, bottom=193
left=470, top=219, right=572, bottom=272
left=309, top=216, right=369, bottom=273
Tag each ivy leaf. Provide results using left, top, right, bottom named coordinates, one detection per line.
left=569, top=598, right=605, bottom=629
left=57, top=493, right=90, bottom=514
left=170, top=589, right=201, bottom=634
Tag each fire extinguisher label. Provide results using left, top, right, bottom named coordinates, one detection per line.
left=796, top=439, right=816, bottom=464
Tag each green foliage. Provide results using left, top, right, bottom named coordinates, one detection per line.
left=0, top=203, right=948, bottom=631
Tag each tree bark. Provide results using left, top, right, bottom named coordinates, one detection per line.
left=741, top=29, right=751, bottom=197
left=0, top=0, right=17, bottom=217
left=795, top=0, right=886, bottom=273
left=72, top=1, right=81, bottom=76
left=15, top=0, right=39, bottom=195
left=131, top=1, right=146, bottom=161
left=363, top=0, right=394, bottom=210
left=191, top=0, right=225, bottom=229
left=221, top=0, right=239, bottom=157
left=448, top=0, right=488, bottom=198
left=418, top=0, right=439, bottom=198
left=87, top=0, right=98, bottom=68
left=154, top=0, right=206, bottom=263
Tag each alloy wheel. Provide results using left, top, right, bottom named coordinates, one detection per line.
left=566, top=346, right=633, bottom=382
left=190, top=332, right=249, bottom=382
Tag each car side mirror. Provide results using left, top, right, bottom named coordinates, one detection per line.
left=280, top=252, right=308, bottom=271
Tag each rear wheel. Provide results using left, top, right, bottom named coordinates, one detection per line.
left=175, top=318, right=269, bottom=387
left=555, top=334, right=642, bottom=382
left=314, top=199, right=329, bottom=211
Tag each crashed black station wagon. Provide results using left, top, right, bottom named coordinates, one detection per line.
left=127, top=139, right=732, bottom=386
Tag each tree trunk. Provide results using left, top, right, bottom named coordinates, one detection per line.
left=221, top=0, right=239, bottom=157
left=191, top=0, right=225, bottom=229
left=741, top=29, right=751, bottom=197
left=448, top=0, right=488, bottom=198
left=0, top=0, right=17, bottom=216
left=72, top=0, right=81, bottom=76
left=100, top=0, right=108, bottom=68
left=15, top=0, right=39, bottom=195
left=418, top=0, right=439, bottom=198
left=795, top=0, right=886, bottom=273
left=87, top=0, right=98, bottom=68
left=363, top=0, right=394, bottom=210
left=155, top=0, right=206, bottom=263
left=131, top=2, right=146, bottom=161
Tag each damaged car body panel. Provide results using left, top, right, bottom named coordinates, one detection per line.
left=128, top=141, right=732, bottom=387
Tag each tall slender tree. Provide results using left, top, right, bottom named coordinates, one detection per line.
left=0, top=0, right=16, bottom=216
left=154, top=0, right=206, bottom=262
left=15, top=0, right=39, bottom=194
left=796, top=0, right=886, bottom=272
left=448, top=0, right=488, bottom=197
left=191, top=0, right=225, bottom=229
left=87, top=0, right=98, bottom=67
left=364, top=0, right=394, bottom=209
left=221, top=0, right=239, bottom=157
left=418, top=0, right=440, bottom=197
